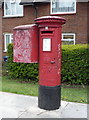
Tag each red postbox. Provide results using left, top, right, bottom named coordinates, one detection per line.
left=13, top=24, right=38, bottom=63
left=35, top=16, right=66, bottom=110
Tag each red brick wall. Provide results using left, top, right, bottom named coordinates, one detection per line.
left=2, top=2, right=88, bottom=56
left=2, top=6, right=36, bottom=33
left=87, top=2, right=89, bottom=43
left=0, top=8, right=2, bottom=61
left=53, top=3, right=88, bottom=44
left=37, top=3, right=50, bottom=17
left=2, top=5, right=36, bottom=56
left=36, top=2, right=88, bottom=44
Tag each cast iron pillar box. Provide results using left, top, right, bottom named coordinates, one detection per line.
left=13, top=24, right=38, bottom=63
left=35, top=16, right=66, bottom=110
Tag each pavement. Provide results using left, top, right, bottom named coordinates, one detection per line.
left=0, top=92, right=88, bottom=119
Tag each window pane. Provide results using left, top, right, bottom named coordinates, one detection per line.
left=11, top=3, right=16, bottom=15
left=62, top=33, right=75, bottom=45
left=51, top=0, right=76, bottom=13
left=6, top=35, right=10, bottom=48
left=59, top=2, right=75, bottom=12
left=11, top=35, right=13, bottom=42
left=63, top=35, right=74, bottom=39
left=52, top=0, right=58, bottom=13
left=62, top=41, right=74, bottom=45
left=16, top=1, right=23, bottom=15
left=4, top=0, right=23, bottom=16
left=5, top=0, right=11, bottom=15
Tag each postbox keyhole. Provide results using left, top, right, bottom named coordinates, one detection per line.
left=50, top=58, right=56, bottom=64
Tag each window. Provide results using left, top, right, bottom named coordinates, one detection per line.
left=4, top=33, right=13, bottom=52
left=51, top=0, right=76, bottom=14
left=62, top=33, right=75, bottom=45
left=4, top=0, right=23, bottom=17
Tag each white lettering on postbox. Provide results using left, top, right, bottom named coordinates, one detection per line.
left=43, top=38, right=51, bottom=51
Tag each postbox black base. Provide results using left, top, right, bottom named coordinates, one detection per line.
left=38, top=85, right=61, bottom=110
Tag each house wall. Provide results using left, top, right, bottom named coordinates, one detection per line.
left=0, top=8, right=2, bottom=61
left=63, top=2, right=88, bottom=44
left=2, top=5, right=36, bottom=57
left=36, top=2, right=88, bottom=44
left=2, top=2, right=88, bottom=57
left=87, top=2, right=89, bottom=43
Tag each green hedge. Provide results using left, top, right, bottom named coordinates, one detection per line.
left=61, top=44, right=89, bottom=85
left=7, top=44, right=39, bottom=82
left=7, top=44, right=88, bottom=85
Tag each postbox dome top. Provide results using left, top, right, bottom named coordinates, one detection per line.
left=35, top=16, right=66, bottom=25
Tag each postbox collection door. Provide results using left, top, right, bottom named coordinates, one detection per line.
left=39, top=27, right=62, bottom=86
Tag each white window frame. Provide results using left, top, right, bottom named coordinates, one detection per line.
left=62, top=33, right=75, bottom=45
left=51, top=0, right=76, bottom=14
left=4, top=33, right=13, bottom=52
left=4, top=0, right=23, bottom=17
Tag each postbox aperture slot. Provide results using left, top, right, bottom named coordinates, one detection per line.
left=43, top=38, right=51, bottom=51
left=41, top=31, right=53, bottom=34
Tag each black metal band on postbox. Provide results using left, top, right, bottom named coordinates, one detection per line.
left=38, top=85, right=61, bottom=110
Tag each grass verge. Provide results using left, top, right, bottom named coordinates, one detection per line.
left=2, top=76, right=38, bottom=96
left=2, top=76, right=87, bottom=104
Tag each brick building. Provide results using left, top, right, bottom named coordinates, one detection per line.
left=0, top=0, right=89, bottom=58
left=0, top=1, right=2, bottom=61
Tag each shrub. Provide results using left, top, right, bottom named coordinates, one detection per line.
left=7, top=44, right=39, bottom=82
left=61, top=44, right=89, bottom=85
left=7, top=44, right=88, bottom=85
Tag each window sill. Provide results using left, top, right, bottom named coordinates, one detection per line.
left=50, top=12, right=76, bottom=16
left=3, top=15, right=24, bottom=18
left=62, top=40, right=75, bottom=41
left=3, top=50, right=7, bottom=53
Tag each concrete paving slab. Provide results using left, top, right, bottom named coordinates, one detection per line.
left=0, top=92, right=38, bottom=109
left=0, top=92, right=26, bottom=118
left=60, top=102, right=87, bottom=118
left=1, top=105, right=25, bottom=118
left=19, top=101, right=68, bottom=118
left=0, top=92, right=88, bottom=119
left=0, top=92, right=38, bottom=118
